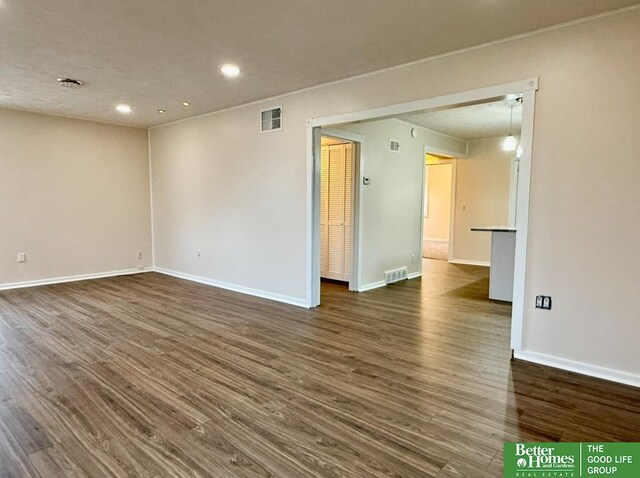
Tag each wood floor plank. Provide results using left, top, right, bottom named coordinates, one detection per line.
left=0, top=259, right=639, bottom=477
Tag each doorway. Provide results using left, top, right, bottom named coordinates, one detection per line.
left=317, top=129, right=363, bottom=292
left=307, top=79, right=538, bottom=352
left=422, top=153, right=454, bottom=262
left=320, top=137, right=353, bottom=283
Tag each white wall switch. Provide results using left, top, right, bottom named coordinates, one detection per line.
left=17, top=252, right=26, bottom=263
left=137, top=251, right=143, bottom=259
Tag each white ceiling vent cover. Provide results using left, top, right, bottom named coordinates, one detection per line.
left=389, top=139, right=400, bottom=152
left=384, top=267, right=408, bottom=284
left=261, top=107, right=282, bottom=132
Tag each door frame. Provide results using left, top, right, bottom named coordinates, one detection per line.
left=420, top=159, right=463, bottom=272
left=317, top=128, right=364, bottom=292
left=422, top=145, right=462, bottom=267
left=307, top=78, right=538, bottom=352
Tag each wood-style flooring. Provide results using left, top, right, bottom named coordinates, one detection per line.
left=0, top=259, right=639, bottom=477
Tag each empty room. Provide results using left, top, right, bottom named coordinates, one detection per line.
left=1, top=1, right=640, bottom=477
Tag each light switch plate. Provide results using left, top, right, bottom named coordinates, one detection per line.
left=17, top=252, right=26, bottom=263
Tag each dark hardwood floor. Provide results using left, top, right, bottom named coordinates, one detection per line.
left=0, top=259, right=639, bottom=477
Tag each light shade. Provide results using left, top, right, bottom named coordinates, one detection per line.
left=220, top=64, right=241, bottom=78
left=502, top=133, right=518, bottom=151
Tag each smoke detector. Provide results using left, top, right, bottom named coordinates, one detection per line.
left=56, top=78, right=85, bottom=89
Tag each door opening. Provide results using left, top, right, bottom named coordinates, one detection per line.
left=320, top=137, right=353, bottom=284
left=316, top=128, right=363, bottom=293
left=422, top=153, right=454, bottom=262
left=308, top=79, right=538, bottom=353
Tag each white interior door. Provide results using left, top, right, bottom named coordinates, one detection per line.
left=320, top=142, right=352, bottom=281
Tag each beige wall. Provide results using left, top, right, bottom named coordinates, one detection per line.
left=0, top=109, right=152, bottom=286
left=150, top=10, right=640, bottom=377
left=424, top=163, right=453, bottom=242
left=452, top=137, right=512, bottom=264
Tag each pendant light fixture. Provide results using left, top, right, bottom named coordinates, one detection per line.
left=502, top=98, right=520, bottom=152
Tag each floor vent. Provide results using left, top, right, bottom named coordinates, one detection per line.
left=384, top=267, right=408, bottom=284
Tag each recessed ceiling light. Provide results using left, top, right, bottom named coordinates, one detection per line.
left=182, top=102, right=190, bottom=107
left=158, top=109, right=166, bottom=114
left=220, top=64, right=241, bottom=78
left=56, top=78, right=84, bottom=89
left=116, top=104, right=132, bottom=114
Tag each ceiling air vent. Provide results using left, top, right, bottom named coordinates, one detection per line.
left=261, top=107, right=282, bottom=133
left=56, top=78, right=85, bottom=89
left=389, top=139, right=400, bottom=153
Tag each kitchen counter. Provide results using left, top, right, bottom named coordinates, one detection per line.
left=471, top=227, right=516, bottom=302
left=470, top=226, right=516, bottom=233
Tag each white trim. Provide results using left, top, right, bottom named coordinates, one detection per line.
left=307, top=80, right=537, bottom=354
left=0, top=268, right=149, bottom=291
left=448, top=159, right=458, bottom=262
left=448, top=259, right=490, bottom=267
left=309, top=79, right=538, bottom=128
left=312, top=128, right=365, bottom=303
left=407, top=272, right=422, bottom=280
left=150, top=4, right=638, bottom=130
left=424, top=145, right=458, bottom=265
left=514, top=351, right=640, bottom=389
left=510, top=89, right=536, bottom=350
left=424, top=143, right=467, bottom=160
left=321, top=128, right=365, bottom=144
left=418, top=147, right=427, bottom=279
left=147, top=129, right=156, bottom=268
left=306, top=125, right=316, bottom=306
left=154, top=267, right=308, bottom=308
left=423, top=238, right=449, bottom=243
left=358, top=281, right=386, bottom=292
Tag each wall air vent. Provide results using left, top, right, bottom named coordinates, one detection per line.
left=261, top=107, right=282, bottom=132
left=384, top=267, right=408, bottom=284
left=389, top=139, right=400, bottom=152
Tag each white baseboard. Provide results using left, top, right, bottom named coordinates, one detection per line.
left=0, top=268, right=149, bottom=291
left=154, top=267, right=308, bottom=308
left=514, top=350, right=640, bottom=389
left=407, top=272, right=422, bottom=279
left=358, top=280, right=386, bottom=292
left=448, top=258, right=490, bottom=267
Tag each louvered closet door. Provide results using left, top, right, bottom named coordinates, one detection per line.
left=343, top=144, right=352, bottom=279
left=320, top=143, right=352, bottom=282
left=320, top=146, right=329, bottom=277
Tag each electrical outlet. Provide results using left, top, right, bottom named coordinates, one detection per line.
left=137, top=251, right=143, bottom=259
left=535, top=295, right=552, bottom=310
left=410, top=254, right=416, bottom=263
left=197, top=250, right=201, bottom=258
left=17, top=252, right=26, bottom=263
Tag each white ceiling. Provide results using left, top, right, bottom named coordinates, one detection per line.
left=402, top=99, right=523, bottom=140
left=1, top=1, right=637, bottom=127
